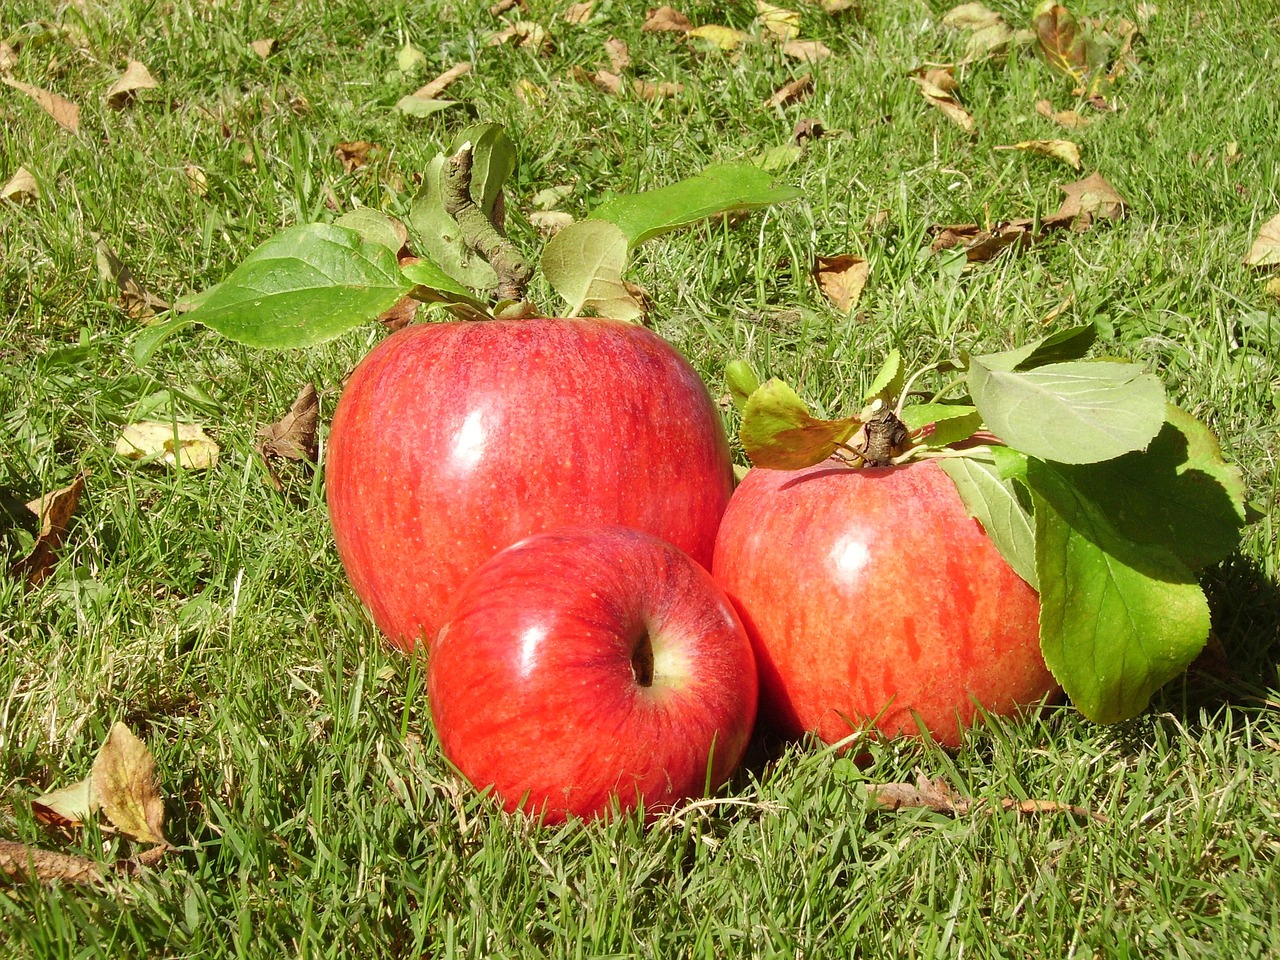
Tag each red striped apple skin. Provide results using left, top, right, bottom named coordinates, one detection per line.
left=712, top=458, right=1057, bottom=749
left=326, top=318, right=734, bottom=652
left=428, top=526, right=758, bottom=824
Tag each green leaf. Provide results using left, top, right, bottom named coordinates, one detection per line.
left=449, top=123, right=516, bottom=219
left=940, top=454, right=1037, bottom=588
left=589, top=162, right=801, bottom=249
left=1028, top=459, right=1211, bottom=723
left=178, top=224, right=411, bottom=349
left=967, top=358, right=1166, bottom=464
left=132, top=314, right=195, bottom=364
left=541, top=220, right=643, bottom=320
left=334, top=208, right=406, bottom=253
left=400, top=260, right=492, bottom=315
left=1050, top=405, right=1246, bottom=571
left=725, top=360, right=760, bottom=413
left=899, top=403, right=982, bottom=448
left=975, top=323, right=1098, bottom=371
left=395, top=96, right=461, bottom=118
left=740, top=379, right=859, bottom=469
left=864, top=349, right=903, bottom=403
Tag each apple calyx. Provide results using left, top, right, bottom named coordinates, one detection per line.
left=631, top=630, right=656, bottom=687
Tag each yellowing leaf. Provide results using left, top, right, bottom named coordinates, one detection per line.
left=995, top=139, right=1082, bottom=170
left=105, top=60, right=158, bottom=108
left=513, top=77, right=547, bottom=104
left=116, top=421, right=219, bottom=470
left=740, top=379, right=860, bottom=469
left=396, top=41, right=428, bottom=74
left=33, top=778, right=98, bottom=827
left=91, top=723, right=168, bottom=846
left=185, top=163, right=208, bottom=196
left=757, top=1, right=801, bottom=41
left=1263, top=277, right=1280, bottom=301
left=782, top=39, right=832, bottom=61
left=942, top=2, right=1005, bottom=30
left=814, top=254, right=869, bottom=313
left=1, top=165, right=38, bottom=202
left=1035, top=98, right=1090, bottom=128
left=909, top=75, right=974, bottom=132
left=2, top=76, right=80, bottom=132
left=688, top=24, right=752, bottom=51
left=1244, top=212, right=1280, bottom=267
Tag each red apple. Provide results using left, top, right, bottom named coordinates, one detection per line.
left=712, top=458, right=1057, bottom=748
left=427, top=525, right=758, bottom=823
left=326, top=318, right=734, bottom=651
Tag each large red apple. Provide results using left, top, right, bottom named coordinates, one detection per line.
left=712, top=458, right=1057, bottom=748
left=427, top=526, right=758, bottom=824
left=325, top=318, right=734, bottom=651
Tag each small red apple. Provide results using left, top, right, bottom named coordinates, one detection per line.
left=428, top=526, right=758, bottom=824
left=712, top=458, right=1057, bottom=748
left=326, top=318, right=734, bottom=651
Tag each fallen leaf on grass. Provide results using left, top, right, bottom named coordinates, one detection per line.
left=1243, top=212, right=1280, bottom=267
left=0, top=840, right=166, bottom=885
left=942, top=2, right=1005, bottom=30
left=335, top=141, right=379, bottom=173
left=757, top=0, right=801, bottom=41
left=92, top=723, right=169, bottom=846
left=2, top=76, right=81, bottom=132
left=633, top=79, right=683, bottom=100
left=793, top=117, right=824, bottom=143
left=409, top=61, right=471, bottom=100
left=396, top=40, right=428, bottom=74
left=490, top=0, right=521, bottom=14
left=605, top=37, right=630, bottom=71
left=866, top=772, right=1104, bottom=820
left=819, top=0, right=855, bottom=11
left=490, top=21, right=553, bottom=54
left=530, top=210, right=574, bottom=236
left=185, top=164, right=208, bottom=196
left=642, top=6, right=693, bottom=32
left=513, top=77, right=547, bottom=104
left=1263, top=277, right=1280, bottom=302
left=562, top=2, right=593, bottom=24
left=249, top=38, right=276, bottom=58
left=1056, top=170, right=1125, bottom=225
left=1035, top=98, right=1090, bottom=128
left=909, top=72, right=974, bottom=132
left=995, top=138, right=1082, bottom=170
left=116, top=422, right=218, bottom=470
left=1, top=165, right=39, bottom=202
left=10, top=474, right=84, bottom=587
left=766, top=73, right=812, bottom=107
left=687, top=24, right=752, bottom=51
left=783, top=39, right=832, bottom=62
left=0, top=41, right=16, bottom=73
left=94, top=239, right=170, bottom=319
left=814, top=254, right=869, bottom=313
left=930, top=219, right=1037, bottom=260
left=256, top=383, right=319, bottom=464
left=105, top=60, right=158, bottom=108
left=33, top=778, right=97, bottom=829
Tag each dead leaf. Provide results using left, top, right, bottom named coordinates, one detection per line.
left=116, top=422, right=219, bottom=470
left=643, top=6, right=693, bottom=32
left=605, top=37, right=631, bottom=72
left=562, top=2, right=593, bottom=23
left=942, top=2, right=1005, bottom=30
left=1263, top=277, right=1280, bottom=302
left=783, top=39, right=832, bottom=62
left=514, top=77, right=547, bottom=104
left=249, top=38, right=276, bottom=58
left=909, top=75, right=974, bottom=132
left=490, top=21, right=553, bottom=54
left=397, top=41, right=428, bottom=74
left=917, top=66, right=958, bottom=92
left=256, top=383, right=320, bottom=466
left=1, top=841, right=104, bottom=884
left=995, top=138, right=1082, bottom=170
left=634, top=79, right=683, bottom=99
left=184, top=163, right=208, bottom=196
left=929, top=219, right=1037, bottom=260
left=1055, top=171, right=1126, bottom=225
left=94, top=239, right=170, bottom=319
left=33, top=777, right=97, bottom=829
left=688, top=24, right=752, bottom=51
left=766, top=73, right=812, bottom=108
left=335, top=141, right=379, bottom=173
left=377, top=295, right=420, bottom=332
left=1, top=166, right=39, bottom=202
left=819, top=0, right=855, bottom=11
left=1, top=77, right=81, bottom=132
left=90, top=723, right=168, bottom=846
left=532, top=184, right=574, bottom=210
left=105, top=60, right=158, bottom=108
left=866, top=772, right=1104, bottom=820
left=757, top=1, right=801, bottom=41
left=530, top=210, right=575, bottom=237
left=814, top=254, right=869, bottom=313
left=10, top=474, right=85, bottom=587
left=1035, top=98, right=1090, bottom=128
left=0, top=41, right=16, bottom=73
left=584, top=68, right=623, bottom=94
left=490, top=0, right=521, bottom=13
left=792, top=117, right=824, bottom=143
left=1243, top=212, right=1280, bottom=267
left=410, top=61, right=471, bottom=100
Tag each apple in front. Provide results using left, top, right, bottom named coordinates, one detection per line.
left=712, top=458, right=1057, bottom=749
left=326, top=317, right=734, bottom=652
left=428, top=526, right=758, bottom=823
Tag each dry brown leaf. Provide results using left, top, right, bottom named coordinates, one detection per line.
left=605, top=37, right=631, bottom=72
left=792, top=117, right=824, bottom=143
left=1, top=165, right=39, bottom=202
left=757, top=1, right=801, bottom=41
left=929, top=219, right=1036, bottom=261
left=10, top=474, right=85, bottom=588
left=530, top=210, right=575, bottom=237
left=0, top=41, right=16, bottom=73
left=105, top=60, right=158, bottom=108
left=814, top=254, right=869, bottom=313
left=909, top=75, right=974, bottom=132
left=1035, top=98, right=1090, bottom=128
left=184, top=163, right=208, bottom=196
left=995, top=139, right=1082, bottom=170
left=942, top=2, right=1005, bottom=30
left=95, top=239, right=170, bottom=319
left=116, top=422, right=219, bottom=470
left=867, top=772, right=1104, bottom=821
left=1055, top=171, right=1126, bottom=225
left=2, top=77, right=81, bottom=132
left=917, top=66, right=958, bottom=92
left=90, top=724, right=168, bottom=847
left=249, top=38, right=276, bottom=58
left=33, top=778, right=97, bottom=829
left=783, top=39, right=832, bottom=62
left=643, top=6, right=693, bottom=32
left=1244, top=212, right=1280, bottom=267
left=562, top=1, right=593, bottom=23
left=335, top=140, right=379, bottom=173
left=490, top=0, right=521, bottom=13
left=585, top=68, right=624, bottom=95
left=411, top=61, right=471, bottom=100
left=633, top=79, right=683, bottom=99
left=377, top=295, right=420, bottom=332
left=766, top=73, right=812, bottom=108
left=257, top=383, right=320, bottom=464
left=688, top=24, right=752, bottom=51
left=490, top=21, right=553, bottom=54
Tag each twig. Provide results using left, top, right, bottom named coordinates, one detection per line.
left=441, top=143, right=532, bottom=303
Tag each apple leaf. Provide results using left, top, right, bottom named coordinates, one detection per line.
left=966, top=358, right=1166, bottom=464
left=1032, top=2, right=1089, bottom=84
left=1028, top=459, right=1211, bottom=723
left=333, top=208, right=407, bottom=253
left=899, top=403, right=982, bottom=447
left=940, top=454, right=1037, bottom=588
left=1048, top=405, right=1246, bottom=572
left=739, top=379, right=860, bottom=469
left=400, top=260, right=493, bottom=316
left=170, top=224, right=410, bottom=349
left=864, top=349, right=904, bottom=403
left=974, top=323, right=1097, bottom=371
left=541, top=220, right=643, bottom=320
left=725, top=360, right=761, bottom=412
left=589, top=162, right=801, bottom=249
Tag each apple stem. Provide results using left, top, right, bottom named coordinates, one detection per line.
left=443, top=144, right=534, bottom=304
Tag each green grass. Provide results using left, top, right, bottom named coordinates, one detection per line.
left=2, top=0, right=1279, bottom=956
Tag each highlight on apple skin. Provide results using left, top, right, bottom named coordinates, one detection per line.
left=427, top=525, right=758, bottom=824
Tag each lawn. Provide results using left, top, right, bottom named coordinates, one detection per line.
left=2, top=0, right=1279, bottom=956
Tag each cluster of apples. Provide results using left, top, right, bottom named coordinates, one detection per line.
left=326, top=317, right=1055, bottom=824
